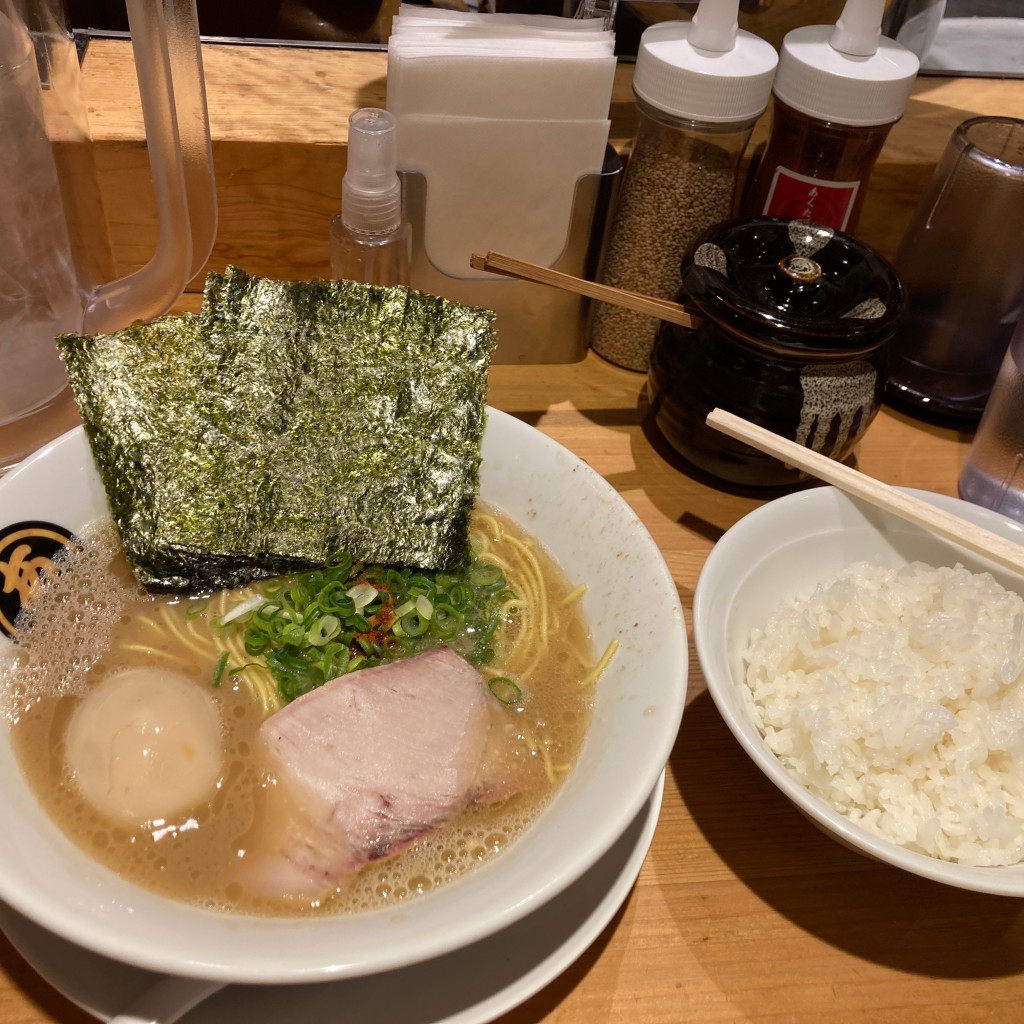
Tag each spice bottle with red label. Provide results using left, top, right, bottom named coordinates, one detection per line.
left=741, top=0, right=919, bottom=235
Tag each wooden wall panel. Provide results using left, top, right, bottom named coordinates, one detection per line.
left=78, top=38, right=1024, bottom=293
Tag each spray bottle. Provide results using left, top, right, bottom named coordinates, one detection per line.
left=330, top=107, right=412, bottom=287
left=741, top=0, right=919, bottom=235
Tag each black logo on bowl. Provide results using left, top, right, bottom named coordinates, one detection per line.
left=0, top=521, right=76, bottom=638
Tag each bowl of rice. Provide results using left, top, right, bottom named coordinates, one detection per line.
left=693, top=484, right=1024, bottom=895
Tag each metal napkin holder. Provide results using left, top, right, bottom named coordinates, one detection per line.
left=400, top=146, right=621, bottom=364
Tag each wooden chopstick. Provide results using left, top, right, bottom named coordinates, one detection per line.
left=469, top=250, right=704, bottom=330
left=706, top=407, right=1024, bottom=578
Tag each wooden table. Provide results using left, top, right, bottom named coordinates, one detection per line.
left=6, top=351, right=1019, bottom=1024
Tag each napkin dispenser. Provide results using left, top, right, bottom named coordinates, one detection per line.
left=400, top=146, right=620, bottom=364
left=387, top=5, right=618, bottom=363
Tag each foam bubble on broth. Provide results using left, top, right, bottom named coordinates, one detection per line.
left=0, top=521, right=141, bottom=723
left=339, top=801, right=538, bottom=911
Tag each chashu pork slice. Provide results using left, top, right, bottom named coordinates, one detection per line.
left=254, top=646, right=505, bottom=899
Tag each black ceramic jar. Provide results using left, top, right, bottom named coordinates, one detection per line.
left=647, top=216, right=904, bottom=487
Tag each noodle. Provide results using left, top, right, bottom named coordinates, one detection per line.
left=581, top=638, right=620, bottom=687
left=471, top=526, right=557, bottom=682
left=125, top=591, right=281, bottom=713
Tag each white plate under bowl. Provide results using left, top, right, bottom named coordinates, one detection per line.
left=693, top=484, right=1024, bottom=896
left=0, top=409, right=687, bottom=982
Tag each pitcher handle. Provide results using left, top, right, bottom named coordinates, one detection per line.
left=83, top=0, right=216, bottom=334
left=163, top=0, right=217, bottom=281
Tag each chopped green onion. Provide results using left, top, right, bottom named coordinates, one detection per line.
left=211, top=650, right=230, bottom=688
left=234, top=547, right=519, bottom=704
left=281, top=622, right=306, bottom=646
left=347, top=582, right=378, bottom=611
left=185, top=600, right=209, bottom=621
left=228, top=661, right=262, bottom=676
left=306, top=614, right=341, bottom=647
left=325, top=550, right=353, bottom=573
left=355, top=635, right=377, bottom=656
left=469, top=563, right=505, bottom=591
left=408, top=573, right=434, bottom=592
left=317, top=581, right=354, bottom=615
left=322, top=642, right=351, bottom=678
left=430, top=602, right=462, bottom=637
left=255, top=601, right=283, bottom=622
left=398, top=610, right=429, bottom=638
left=216, top=593, right=266, bottom=627
left=487, top=676, right=522, bottom=705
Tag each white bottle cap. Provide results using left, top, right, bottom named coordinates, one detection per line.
left=773, top=0, right=920, bottom=127
left=342, top=108, right=403, bottom=234
left=632, top=0, right=778, bottom=125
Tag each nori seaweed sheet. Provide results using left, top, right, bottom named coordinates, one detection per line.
left=56, top=267, right=496, bottom=592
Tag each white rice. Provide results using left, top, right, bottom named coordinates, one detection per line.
left=743, top=560, right=1024, bottom=866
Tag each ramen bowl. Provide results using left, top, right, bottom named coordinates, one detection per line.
left=693, top=484, right=1024, bottom=896
left=0, top=408, right=686, bottom=982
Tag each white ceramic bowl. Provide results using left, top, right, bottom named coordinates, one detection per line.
left=0, top=408, right=686, bottom=982
left=694, top=485, right=1024, bottom=897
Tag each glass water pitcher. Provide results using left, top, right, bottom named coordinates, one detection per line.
left=0, top=0, right=217, bottom=470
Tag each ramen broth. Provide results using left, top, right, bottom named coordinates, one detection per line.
left=3, top=505, right=595, bottom=916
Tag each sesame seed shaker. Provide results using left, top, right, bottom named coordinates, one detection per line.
left=741, top=0, right=919, bottom=235
left=588, top=0, right=777, bottom=372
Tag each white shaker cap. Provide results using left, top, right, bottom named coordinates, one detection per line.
left=632, top=0, right=778, bottom=125
left=773, top=0, right=920, bottom=127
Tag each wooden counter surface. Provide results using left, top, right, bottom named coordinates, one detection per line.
left=5, top=351, right=1020, bottom=1024
left=4, top=36, right=1024, bottom=1024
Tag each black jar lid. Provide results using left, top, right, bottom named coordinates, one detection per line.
left=681, top=217, right=904, bottom=358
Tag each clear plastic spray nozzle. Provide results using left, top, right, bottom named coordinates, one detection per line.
left=331, top=106, right=412, bottom=286
left=342, top=107, right=403, bottom=234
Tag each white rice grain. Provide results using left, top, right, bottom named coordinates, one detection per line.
left=743, top=561, right=1024, bottom=866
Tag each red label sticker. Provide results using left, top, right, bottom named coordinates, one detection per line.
left=762, top=167, right=860, bottom=232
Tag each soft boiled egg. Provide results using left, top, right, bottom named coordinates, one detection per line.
left=65, top=668, right=222, bottom=824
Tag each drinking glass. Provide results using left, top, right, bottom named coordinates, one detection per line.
left=958, top=310, right=1024, bottom=524
left=886, top=116, right=1024, bottom=423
